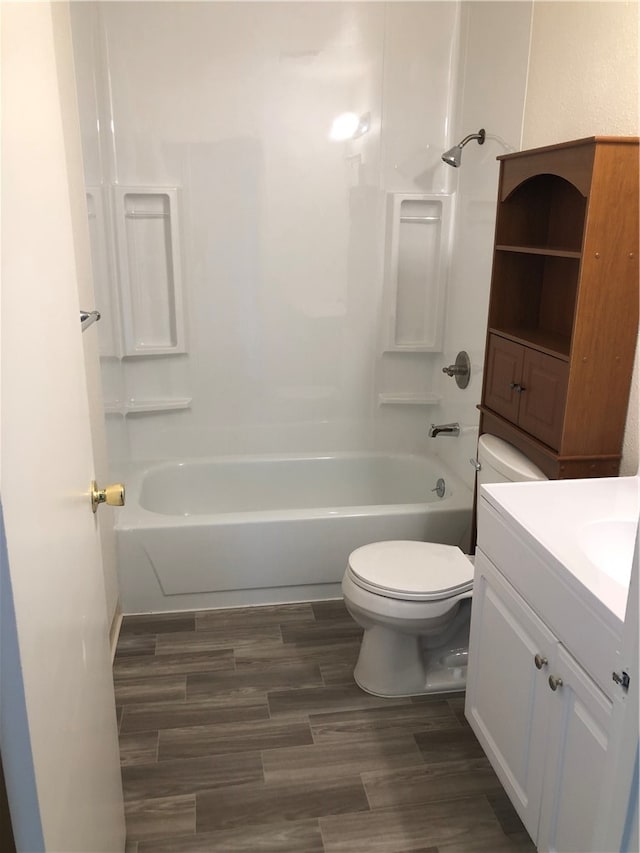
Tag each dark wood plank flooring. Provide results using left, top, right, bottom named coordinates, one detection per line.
left=114, top=601, right=536, bottom=853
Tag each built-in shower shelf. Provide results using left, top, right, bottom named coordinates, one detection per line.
left=113, top=186, right=186, bottom=357
left=378, top=392, right=442, bottom=406
left=102, top=398, right=192, bottom=416
left=382, top=193, right=452, bottom=353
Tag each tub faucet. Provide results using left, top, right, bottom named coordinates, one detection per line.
left=428, top=422, right=460, bottom=438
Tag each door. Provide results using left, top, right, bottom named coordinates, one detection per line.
left=518, top=349, right=568, bottom=450
left=1, top=3, right=125, bottom=851
left=484, top=334, right=524, bottom=423
left=592, top=520, right=639, bottom=852
left=484, top=334, right=568, bottom=450
left=465, top=551, right=555, bottom=841
left=537, top=645, right=612, bottom=853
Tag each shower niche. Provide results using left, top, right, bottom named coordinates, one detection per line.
left=86, top=185, right=191, bottom=418
left=113, top=187, right=186, bottom=357
left=378, top=193, right=452, bottom=408
left=382, top=193, right=451, bottom=353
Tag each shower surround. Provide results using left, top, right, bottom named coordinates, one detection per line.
left=71, top=2, right=533, bottom=610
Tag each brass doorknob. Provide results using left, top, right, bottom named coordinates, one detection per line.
left=91, top=480, right=125, bottom=513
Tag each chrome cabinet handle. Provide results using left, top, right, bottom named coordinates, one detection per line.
left=548, top=675, right=563, bottom=691
left=509, top=382, right=526, bottom=393
left=534, top=653, right=548, bottom=670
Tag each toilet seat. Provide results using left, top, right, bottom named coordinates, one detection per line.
left=348, top=540, right=473, bottom=602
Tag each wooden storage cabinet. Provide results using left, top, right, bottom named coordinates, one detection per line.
left=480, top=137, right=639, bottom=479
left=485, top=335, right=568, bottom=449
left=466, top=549, right=612, bottom=852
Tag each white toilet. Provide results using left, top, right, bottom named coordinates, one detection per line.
left=342, top=434, right=547, bottom=697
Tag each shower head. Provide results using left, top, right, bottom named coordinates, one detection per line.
left=442, top=128, right=486, bottom=167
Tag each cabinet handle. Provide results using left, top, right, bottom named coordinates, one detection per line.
left=509, top=382, right=526, bottom=393
left=548, top=675, right=563, bottom=691
left=534, top=653, right=548, bottom=670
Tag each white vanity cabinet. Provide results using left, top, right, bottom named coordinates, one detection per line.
left=466, top=480, right=632, bottom=853
left=467, top=550, right=611, bottom=851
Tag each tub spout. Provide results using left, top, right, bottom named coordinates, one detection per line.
left=428, top=422, right=460, bottom=438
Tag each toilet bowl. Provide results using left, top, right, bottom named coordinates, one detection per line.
left=342, top=434, right=547, bottom=697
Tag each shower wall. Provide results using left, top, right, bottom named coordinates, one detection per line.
left=71, top=1, right=462, bottom=471
left=429, top=0, right=533, bottom=487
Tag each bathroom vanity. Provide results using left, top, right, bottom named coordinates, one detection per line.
left=466, top=477, right=638, bottom=852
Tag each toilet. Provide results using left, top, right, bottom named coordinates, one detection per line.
left=341, top=434, right=547, bottom=697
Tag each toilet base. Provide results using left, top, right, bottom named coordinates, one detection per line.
left=353, top=601, right=471, bottom=698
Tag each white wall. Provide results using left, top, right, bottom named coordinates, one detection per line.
left=522, top=0, right=640, bottom=475
left=72, top=1, right=460, bottom=466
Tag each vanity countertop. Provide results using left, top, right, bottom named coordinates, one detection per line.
left=481, top=476, right=639, bottom=625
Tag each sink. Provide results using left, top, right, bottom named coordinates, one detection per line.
left=481, top=475, right=639, bottom=624
left=580, top=518, right=637, bottom=587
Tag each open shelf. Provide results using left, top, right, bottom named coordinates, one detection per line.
left=488, top=327, right=570, bottom=361
left=496, top=245, right=581, bottom=259
left=488, top=252, right=578, bottom=352
left=495, top=174, right=587, bottom=253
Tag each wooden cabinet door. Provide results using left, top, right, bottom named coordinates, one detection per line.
left=537, top=645, right=612, bottom=853
left=518, top=350, right=568, bottom=450
left=484, top=335, right=524, bottom=423
left=466, top=551, right=555, bottom=841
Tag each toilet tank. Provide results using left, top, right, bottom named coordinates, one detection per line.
left=477, top=434, right=547, bottom=485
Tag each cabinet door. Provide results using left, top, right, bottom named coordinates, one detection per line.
left=537, top=645, right=612, bottom=853
left=466, top=551, right=555, bottom=840
left=484, top=335, right=524, bottom=423
left=518, top=350, right=568, bottom=450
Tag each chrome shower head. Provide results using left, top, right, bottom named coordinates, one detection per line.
left=442, top=128, right=486, bottom=167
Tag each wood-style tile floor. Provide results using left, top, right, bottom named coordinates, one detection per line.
left=114, top=600, right=536, bottom=853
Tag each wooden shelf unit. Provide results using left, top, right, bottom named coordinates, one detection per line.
left=480, top=136, right=639, bottom=479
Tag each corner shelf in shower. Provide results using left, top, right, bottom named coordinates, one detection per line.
left=378, top=392, right=442, bottom=406
left=113, top=186, right=186, bottom=357
left=102, top=398, right=192, bottom=416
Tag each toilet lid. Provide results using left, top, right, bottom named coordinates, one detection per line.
left=348, top=540, right=473, bottom=602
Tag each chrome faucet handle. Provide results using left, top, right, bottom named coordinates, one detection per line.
left=441, top=351, right=470, bottom=389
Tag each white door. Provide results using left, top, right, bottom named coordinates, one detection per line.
left=1, top=3, right=125, bottom=851
left=465, top=551, right=555, bottom=841
left=537, top=645, right=612, bottom=853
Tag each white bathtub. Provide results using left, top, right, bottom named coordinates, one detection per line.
left=116, top=452, right=473, bottom=613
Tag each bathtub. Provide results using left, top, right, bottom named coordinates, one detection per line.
left=116, top=452, right=472, bottom=613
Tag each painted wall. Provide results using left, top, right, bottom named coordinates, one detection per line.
left=522, top=0, right=640, bottom=475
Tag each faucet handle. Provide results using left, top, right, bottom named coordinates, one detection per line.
left=441, top=351, right=470, bottom=389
